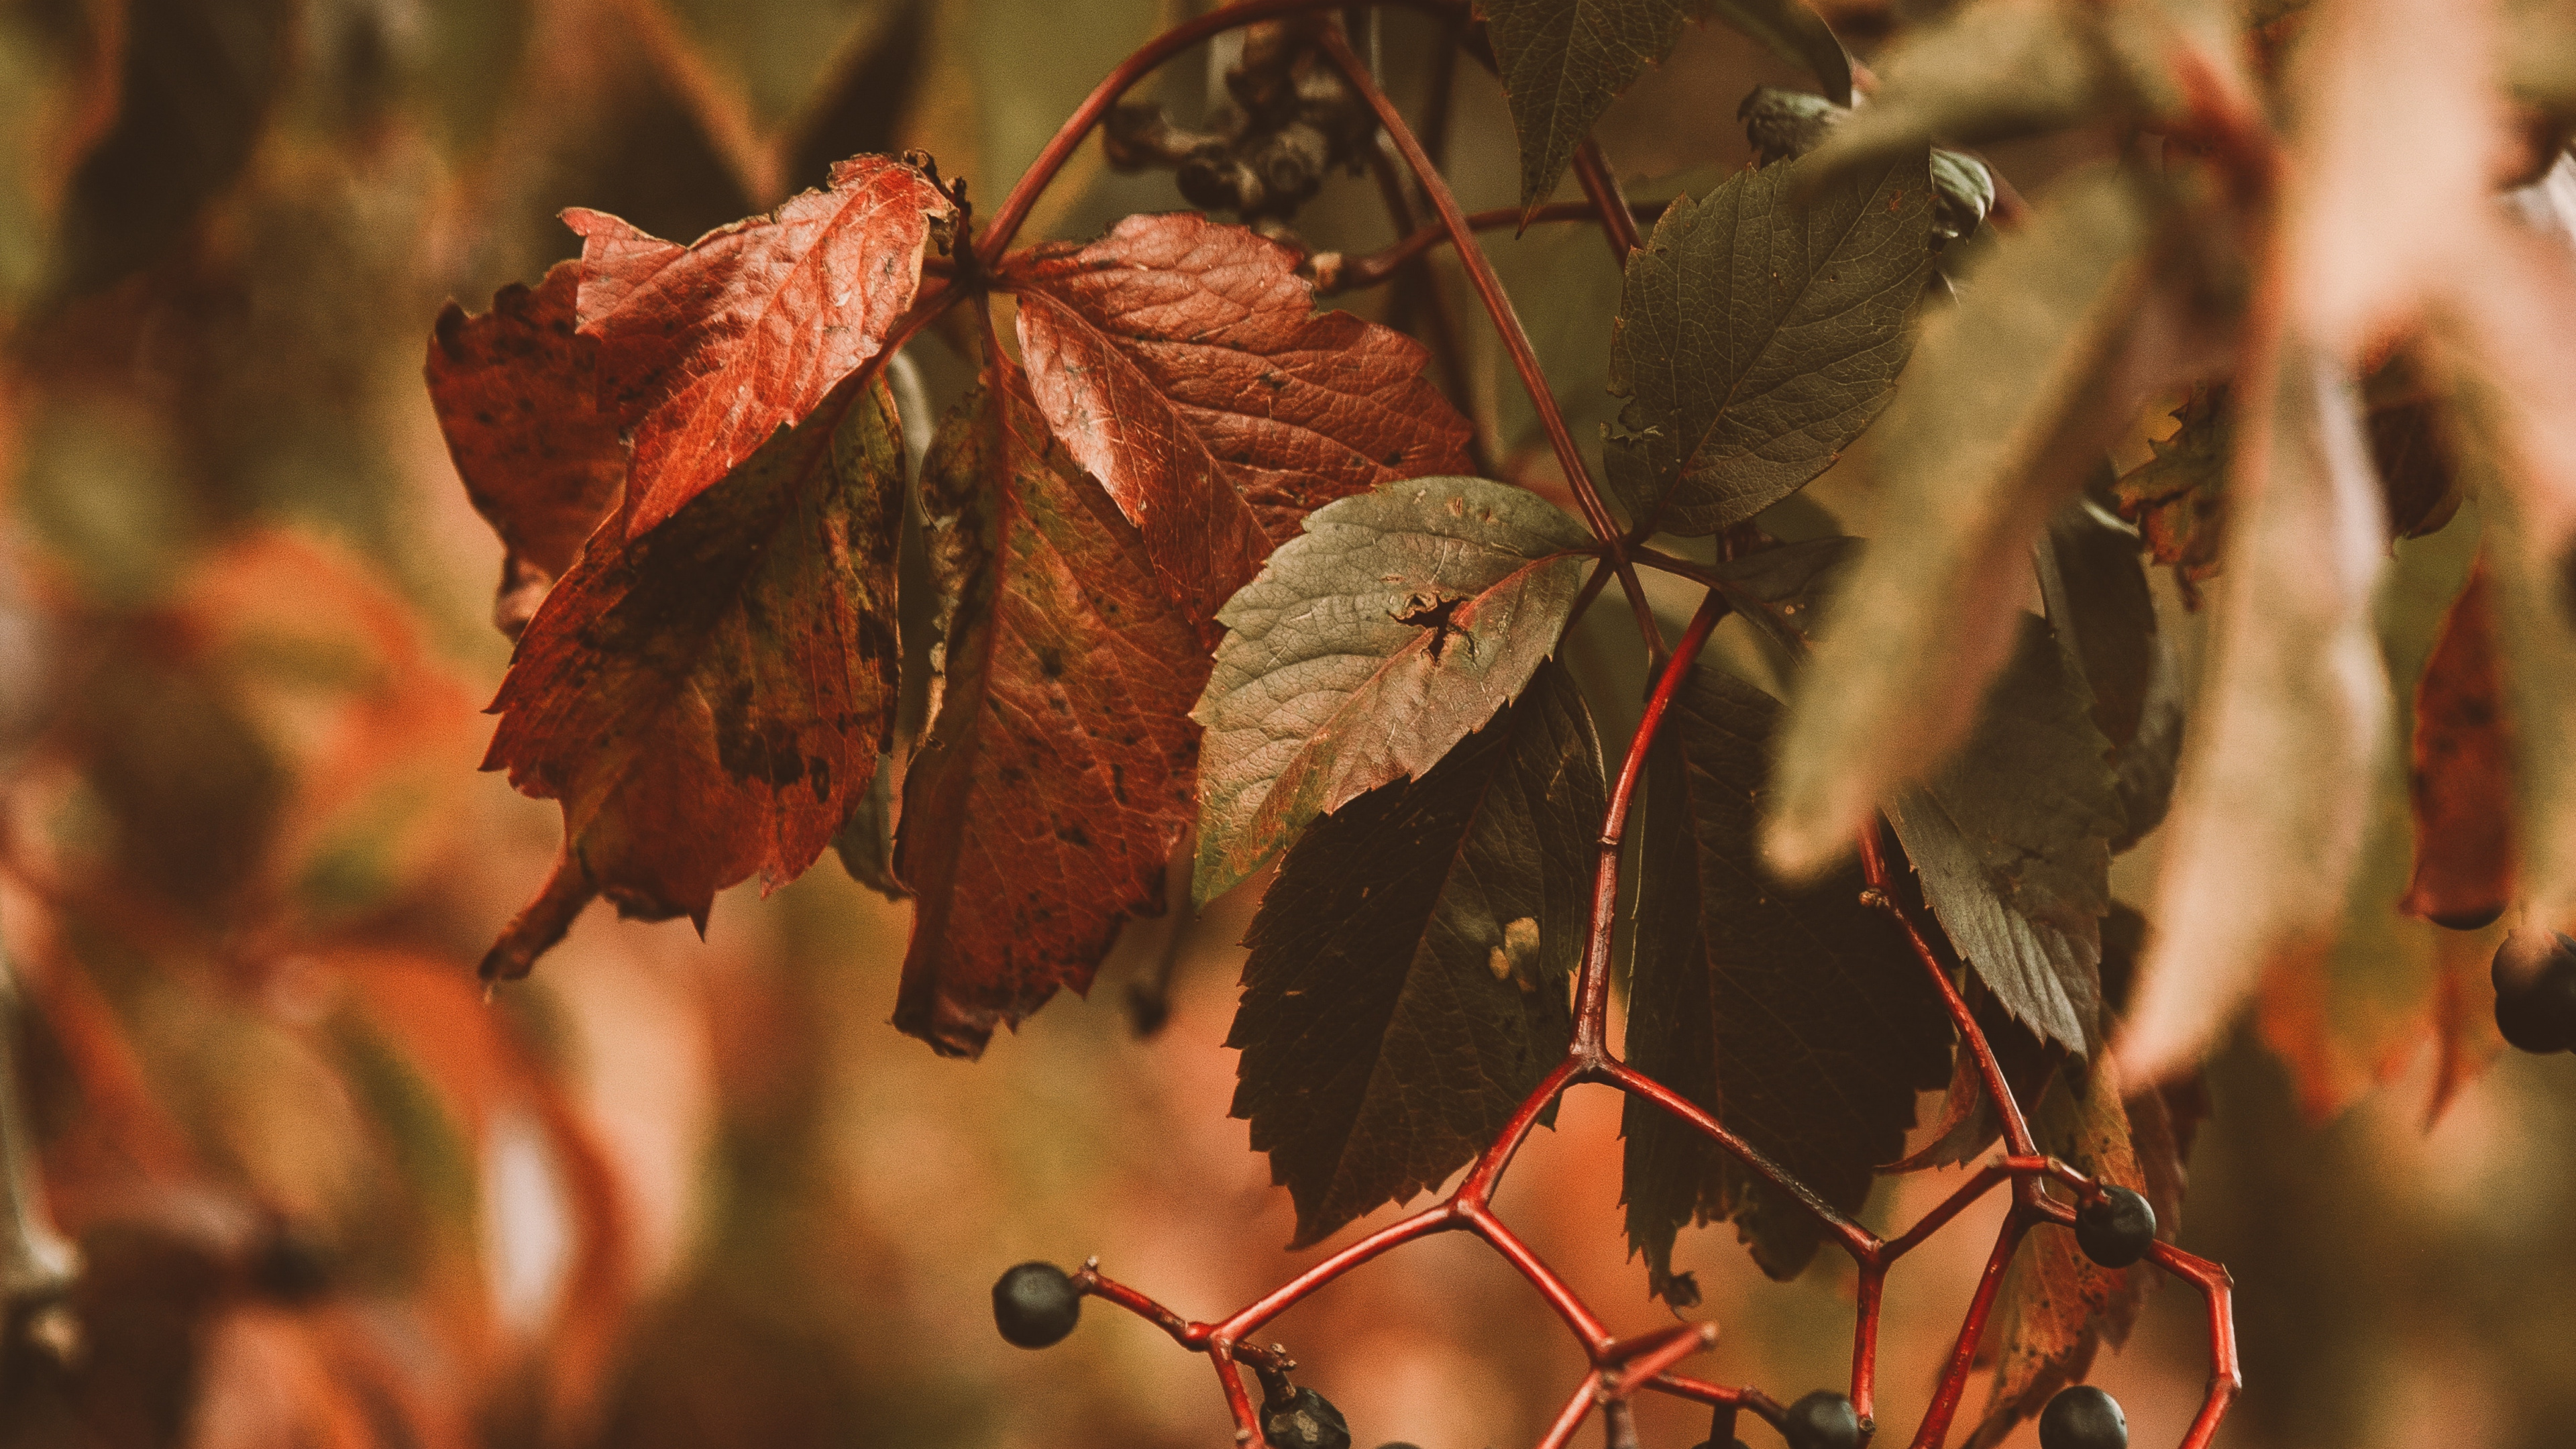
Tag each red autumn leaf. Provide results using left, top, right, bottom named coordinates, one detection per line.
left=998, top=212, right=1475, bottom=627
left=892, top=360, right=1205, bottom=1057
left=2402, top=559, right=2517, bottom=930
left=568, top=153, right=955, bottom=537
left=480, top=378, right=906, bottom=979
left=425, top=261, right=627, bottom=637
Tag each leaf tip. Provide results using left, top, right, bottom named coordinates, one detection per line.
left=1760, top=786, right=1861, bottom=883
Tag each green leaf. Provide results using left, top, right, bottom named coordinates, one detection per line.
left=1192, top=478, right=1594, bottom=905
left=1229, top=663, right=1601, bottom=1248
left=1605, top=152, right=1937, bottom=537
left=1709, top=535, right=1860, bottom=657
left=1479, top=0, right=1850, bottom=213
left=2036, top=494, right=2182, bottom=850
left=1620, top=665, right=1949, bottom=1289
left=1767, top=165, right=2203, bottom=875
left=1886, top=621, right=2124, bottom=1055
left=2123, top=339, right=2392, bottom=1080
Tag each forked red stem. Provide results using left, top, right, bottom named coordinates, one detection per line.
left=995, top=8, right=2239, bottom=1448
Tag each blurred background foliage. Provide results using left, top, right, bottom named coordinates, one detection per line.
left=0, top=1, right=2569, bottom=1447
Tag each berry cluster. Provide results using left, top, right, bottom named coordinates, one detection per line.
left=1102, top=16, right=1376, bottom=235
left=997, top=1267, right=2145, bottom=1449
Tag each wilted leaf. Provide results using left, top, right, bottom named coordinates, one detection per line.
left=1000, top=213, right=1475, bottom=629
left=1621, top=664, right=1948, bottom=1287
left=2112, top=384, right=2230, bottom=605
left=1966, top=1050, right=2157, bottom=1449
left=1192, top=477, right=1594, bottom=906
left=2121, top=381, right=2465, bottom=606
left=1886, top=621, right=2124, bottom=1055
left=2401, top=561, right=2515, bottom=928
left=1231, top=663, right=1599, bottom=1247
left=1604, top=152, right=1936, bottom=537
left=2125, top=339, right=2392, bottom=1081
left=425, top=262, right=627, bottom=637
left=1479, top=0, right=1849, bottom=212
left=569, top=153, right=955, bottom=536
left=2036, top=495, right=2182, bottom=849
left=2436, top=156, right=2576, bottom=926
left=830, top=755, right=904, bottom=901
left=1768, top=166, right=2213, bottom=875
left=892, top=366, right=1204, bottom=1057
left=481, top=378, right=907, bottom=977
left=2489, top=494, right=2576, bottom=933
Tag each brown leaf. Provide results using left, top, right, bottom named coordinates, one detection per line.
left=1967, top=1051, right=2156, bottom=1449
left=481, top=377, right=906, bottom=972
left=2433, top=157, right=2576, bottom=928
left=2401, top=560, right=2516, bottom=929
left=891, top=362, right=1205, bottom=1057
left=2112, top=384, right=2229, bottom=606
left=568, top=153, right=954, bottom=537
left=426, top=261, right=627, bottom=637
left=998, top=213, right=1476, bottom=629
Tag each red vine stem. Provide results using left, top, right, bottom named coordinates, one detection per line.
left=1858, top=827, right=2040, bottom=1159
left=1572, top=590, right=1727, bottom=1057
left=1571, top=138, right=1644, bottom=260
left=994, top=9, right=2243, bottom=1446
left=1313, top=24, right=1667, bottom=663
left=1307, top=200, right=1666, bottom=295
left=1536, top=1370, right=1608, bottom=1449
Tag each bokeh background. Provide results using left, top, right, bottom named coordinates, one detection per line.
left=0, top=2, right=2571, bottom=1447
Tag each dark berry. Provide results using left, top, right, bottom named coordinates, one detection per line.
left=2038, top=1385, right=2128, bottom=1449
left=991, top=1262, right=1081, bottom=1348
left=1782, top=1389, right=1862, bottom=1449
left=2074, top=1185, right=2157, bottom=1269
left=2428, top=903, right=2505, bottom=932
left=2491, top=932, right=2576, bottom=1054
left=1263, top=1387, right=1350, bottom=1449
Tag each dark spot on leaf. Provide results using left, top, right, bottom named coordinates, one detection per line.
left=1396, top=595, right=1469, bottom=663
left=1038, top=646, right=1065, bottom=679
